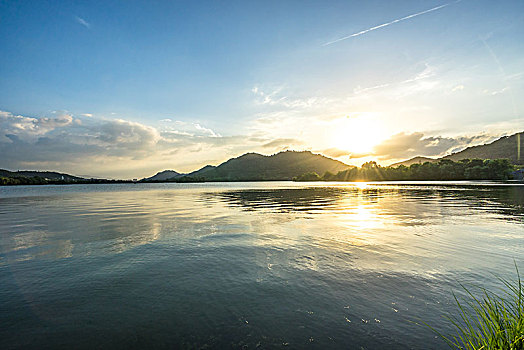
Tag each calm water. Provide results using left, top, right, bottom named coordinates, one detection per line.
left=1, top=182, right=523, bottom=349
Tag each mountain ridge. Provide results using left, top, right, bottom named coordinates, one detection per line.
left=179, top=150, right=353, bottom=181
left=0, top=169, right=84, bottom=180
left=443, top=132, right=523, bottom=164
left=390, top=156, right=437, bottom=167
left=392, top=132, right=523, bottom=167
left=144, top=170, right=185, bottom=181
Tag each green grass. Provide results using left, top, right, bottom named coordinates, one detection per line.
left=436, top=264, right=524, bottom=350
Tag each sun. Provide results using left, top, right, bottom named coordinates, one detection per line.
left=331, top=114, right=385, bottom=155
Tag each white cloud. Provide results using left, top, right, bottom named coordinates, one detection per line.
left=0, top=110, right=306, bottom=178
left=75, top=16, right=91, bottom=29
left=159, top=120, right=221, bottom=138
left=490, top=87, right=509, bottom=96
left=0, top=111, right=74, bottom=142
left=194, top=123, right=220, bottom=137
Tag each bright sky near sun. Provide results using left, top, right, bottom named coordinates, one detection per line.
left=0, top=0, right=523, bottom=178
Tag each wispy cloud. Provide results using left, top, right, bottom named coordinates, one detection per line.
left=488, top=87, right=509, bottom=96
left=353, top=63, right=437, bottom=96
left=321, top=147, right=351, bottom=158
left=75, top=16, right=91, bottom=29
left=323, top=1, right=460, bottom=46
left=261, top=138, right=303, bottom=149
left=481, top=37, right=519, bottom=118
left=251, top=85, right=334, bottom=110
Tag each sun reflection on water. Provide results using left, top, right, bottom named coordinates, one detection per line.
left=353, top=182, right=369, bottom=190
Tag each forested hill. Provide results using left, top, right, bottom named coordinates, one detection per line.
left=0, top=169, right=83, bottom=181
left=0, top=169, right=132, bottom=185
left=390, top=156, right=436, bottom=167
left=180, top=150, right=352, bottom=181
left=392, top=132, right=523, bottom=167
left=144, top=170, right=185, bottom=181
left=443, top=132, right=523, bottom=165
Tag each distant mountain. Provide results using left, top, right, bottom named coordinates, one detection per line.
left=391, top=132, right=524, bottom=168
left=190, top=165, right=216, bottom=175
left=182, top=150, right=352, bottom=181
left=390, top=156, right=437, bottom=167
left=0, top=169, right=84, bottom=180
left=443, top=132, right=523, bottom=165
left=144, top=170, right=185, bottom=181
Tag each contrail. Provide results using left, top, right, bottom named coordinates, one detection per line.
left=323, top=1, right=460, bottom=46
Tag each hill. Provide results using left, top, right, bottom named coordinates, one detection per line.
left=181, top=150, right=352, bottom=181
left=390, top=156, right=437, bottom=167
left=391, top=132, right=523, bottom=168
left=0, top=169, right=84, bottom=181
left=443, top=132, right=523, bottom=165
left=0, top=169, right=137, bottom=185
left=144, top=170, right=185, bottom=181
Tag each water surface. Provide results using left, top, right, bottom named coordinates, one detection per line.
left=1, top=182, right=523, bottom=349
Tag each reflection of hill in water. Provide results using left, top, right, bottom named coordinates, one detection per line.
left=208, top=188, right=350, bottom=213
left=2, top=184, right=522, bottom=263
left=435, top=185, right=524, bottom=219
left=207, top=185, right=524, bottom=219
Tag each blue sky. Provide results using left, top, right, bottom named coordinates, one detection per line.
left=1, top=0, right=523, bottom=178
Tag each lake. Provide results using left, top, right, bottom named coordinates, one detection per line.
left=1, top=182, right=523, bottom=349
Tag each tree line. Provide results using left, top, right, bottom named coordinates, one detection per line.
left=1, top=158, right=518, bottom=185
left=294, top=159, right=517, bottom=182
left=0, top=176, right=133, bottom=186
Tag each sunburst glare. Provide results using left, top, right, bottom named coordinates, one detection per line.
left=331, top=114, right=386, bottom=155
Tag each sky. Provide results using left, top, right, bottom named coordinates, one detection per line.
left=0, top=0, right=523, bottom=179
